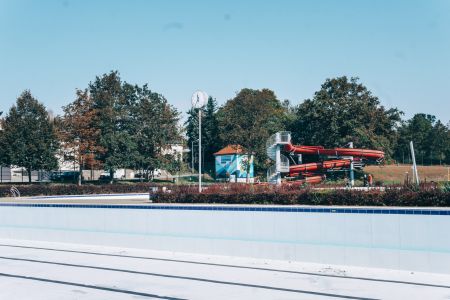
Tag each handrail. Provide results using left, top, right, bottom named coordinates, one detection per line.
left=10, top=186, right=20, bottom=198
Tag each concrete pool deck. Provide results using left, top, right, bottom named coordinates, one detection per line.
left=0, top=239, right=450, bottom=300
left=0, top=193, right=151, bottom=204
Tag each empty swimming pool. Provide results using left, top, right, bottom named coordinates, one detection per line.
left=0, top=202, right=449, bottom=274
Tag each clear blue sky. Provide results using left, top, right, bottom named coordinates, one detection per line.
left=1, top=0, right=449, bottom=123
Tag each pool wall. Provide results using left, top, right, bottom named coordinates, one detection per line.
left=0, top=204, right=449, bottom=274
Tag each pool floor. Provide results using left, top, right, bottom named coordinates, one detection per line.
left=0, top=239, right=449, bottom=299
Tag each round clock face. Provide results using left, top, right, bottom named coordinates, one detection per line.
left=191, top=90, right=208, bottom=108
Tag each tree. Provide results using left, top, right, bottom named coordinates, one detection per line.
left=58, top=89, right=104, bottom=184
left=1, top=91, right=58, bottom=182
left=0, top=113, right=7, bottom=167
left=217, top=88, right=287, bottom=175
left=445, top=122, right=450, bottom=165
left=60, top=71, right=181, bottom=182
left=290, top=76, right=402, bottom=157
left=430, top=120, right=449, bottom=165
left=185, top=107, right=200, bottom=172
left=203, top=97, right=220, bottom=171
left=132, top=84, right=181, bottom=180
left=185, top=96, right=220, bottom=174
left=89, top=71, right=140, bottom=180
left=395, top=114, right=450, bottom=164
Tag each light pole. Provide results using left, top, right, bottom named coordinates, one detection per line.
left=74, top=137, right=82, bottom=186
left=191, top=91, right=208, bottom=193
left=191, top=140, right=197, bottom=174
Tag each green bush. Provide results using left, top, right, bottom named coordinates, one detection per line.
left=1, top=182, right=449, bottom=207
left=151, top=184, right=450, bottom=207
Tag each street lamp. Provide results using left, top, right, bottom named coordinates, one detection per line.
left=191, top=140, right=197, bottom=174
left=74, top=137, right=81, bottom=186
left=191, top=91, right=208, bottom=193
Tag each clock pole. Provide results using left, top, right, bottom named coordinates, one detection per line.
left=191, top=90, right=208, bottom=193
left=198, top=107, right=202, bottom=193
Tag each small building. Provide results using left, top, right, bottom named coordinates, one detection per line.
left=214, top=145, right=254, bottom=183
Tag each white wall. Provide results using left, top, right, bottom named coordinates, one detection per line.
left=0, top=205, right=449, bottom=274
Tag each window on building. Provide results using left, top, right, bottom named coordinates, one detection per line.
left=221, top=155, right=232, bottom=165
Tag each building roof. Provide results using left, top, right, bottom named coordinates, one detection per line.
left=214, top=144, right=249, bottom=156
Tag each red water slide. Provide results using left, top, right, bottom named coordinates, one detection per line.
left=285, top=175, right=325, bottom=185
left=285, top=143, right=384, bottom=178
left=284, top=144, right=384, bottom=160
left=289, top=159, right=351, bottom=177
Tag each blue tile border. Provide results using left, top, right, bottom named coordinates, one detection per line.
left=0, top=203, right=449, bottom=215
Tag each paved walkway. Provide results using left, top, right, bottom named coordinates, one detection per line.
left=0, top=239, right=449, bottom=299
left=0, top=193, right=151, bottom=204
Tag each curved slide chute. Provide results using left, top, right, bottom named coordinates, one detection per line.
left=288, top=159, right=351, bottom=177
left=266, top=132, right=384, bottom=185
left=284, top=144, right=385, bottom=160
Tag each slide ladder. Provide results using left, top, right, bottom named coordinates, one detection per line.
left=266, top=132, right=291, bottom=184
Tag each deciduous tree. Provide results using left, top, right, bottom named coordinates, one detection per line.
left=1, top=91, right=58, bottom=182
left=58, top=89, right=104, bottom=184
left=290, top=76, right=402, bottom=157
left=217, top=88, right=287, bottom=174
left=395, top=114, right=450, bottom=164
left=61, top=71, right=180, bottom=182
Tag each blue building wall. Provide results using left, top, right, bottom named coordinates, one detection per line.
left=215, top=154, right=254, bottom=181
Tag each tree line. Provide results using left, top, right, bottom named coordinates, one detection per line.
left=0, top=72, right=449, bottom=183
left=185, top=76, right=450, bottom=173
left=0, top=71, right=181, bottom=182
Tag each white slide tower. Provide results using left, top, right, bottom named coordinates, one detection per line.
left=266, top=131, right=291, bottom=184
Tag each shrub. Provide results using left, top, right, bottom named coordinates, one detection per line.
left=151, top=184, right=450, bottom=207
left=1, top=182, right=449, bottom=207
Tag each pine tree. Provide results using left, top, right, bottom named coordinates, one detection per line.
left=185, top=96, right=220, bottom=174
left=202, top=97, right=220, bottom=173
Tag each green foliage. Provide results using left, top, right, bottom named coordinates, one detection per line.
left=442, top=182, right=450, bottom=193
left=217, top=88, right=287, bottom=172
left=0, top=117, right=7, bottom=166
left=394, top=114, right=450, bottom=164
left=132, top=84, right=181, bottom=176
left=0, top=91, right=58, bottom=182
left=61, top=71, right=181, bottom=180
left=185, top=96, right=220, bottom=174
left=203, top=97, right=220, bottom=168
left=289, top=77, right=402, bottom=157
left=88, top=71, right=139, bottom=176
left=58, top=89, right=104, bottom=172
left=152, top=185, right=450, bottom=207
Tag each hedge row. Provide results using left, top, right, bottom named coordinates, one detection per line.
left=0, top=183, right=152, bottom=197
left=1, top=183, right=449, bottom=207
left=152, top=185, right=450, bottom=207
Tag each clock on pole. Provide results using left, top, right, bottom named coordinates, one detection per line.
left=191, top=90, right=208, bottom=192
